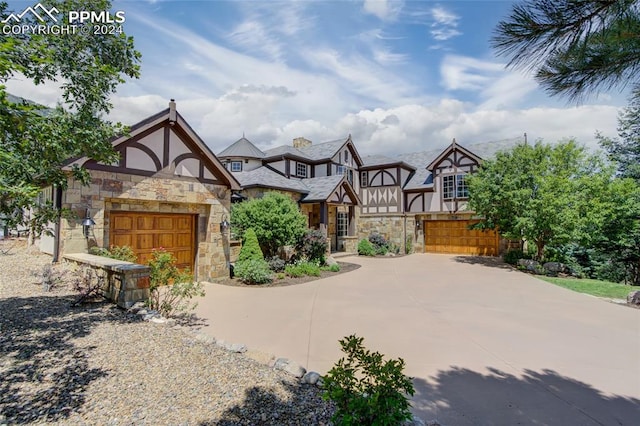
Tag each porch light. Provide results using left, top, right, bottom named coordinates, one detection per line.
left=81, top=208, right=95, bottom=238
left=220, top=214, right=230, bottom=232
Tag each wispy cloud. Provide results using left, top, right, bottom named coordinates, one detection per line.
left=430, top=5, right=461, bottom=41
left=362, top=0, right=404, bottom=21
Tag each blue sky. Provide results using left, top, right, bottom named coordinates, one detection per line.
left=4, top=0, right=629, bottom=156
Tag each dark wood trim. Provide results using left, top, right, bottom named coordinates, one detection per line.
left=163, top=126, right=170, bottom=168
left=263, top=164, right=287, bottom=177
left=199, top=161, right=205, bottom=179
left=129, top=142, right=162, bottom=171
left=118, top=146, right=126, bottom=167
left=285, top=159, right=290, bottom=178
left=327, top=163, right=331, bottom=176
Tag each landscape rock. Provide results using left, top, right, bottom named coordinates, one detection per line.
left=302, top=371, right=321, bottom=385
left=225, top=343, right=247, bottom=353
left=325, top=256, right=338, bottom=266
left=543, top=262, right=569, bottom=275
left=277, top=245, right=296, bottom=262
left=135, top=309, right=148, bottom=316
left=128, top=302, right=146, bottom=314
left=194, top=333, right=216, bottom=345
left=274, top=358, right=306, bottom=378
left=402, top=415, right=427, bottom=426
left=627, top=290, right=640, bottom=305
left=517, top=259, right=545, bottom=274
left=150, top=317, right=166, bottom=324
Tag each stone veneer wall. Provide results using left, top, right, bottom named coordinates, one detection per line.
left=242, top=188, right=301, bottom=203
left=358, top=214, right=417, bottom=254
left=60, top=170, right=232, bottom=281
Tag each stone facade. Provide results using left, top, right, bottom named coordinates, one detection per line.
left=358, top=214, right=417, bottom=254
left=60, top=170, right=232, bottom=281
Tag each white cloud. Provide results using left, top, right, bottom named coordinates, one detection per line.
left=363, top=0, right=404, bottom=21
left=430, top=5, right=461, bottom=41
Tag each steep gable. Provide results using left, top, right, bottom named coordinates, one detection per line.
left=63, top=101, right=240, bottom=190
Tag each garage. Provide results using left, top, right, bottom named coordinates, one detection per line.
left=110, top=212, right=196, bottom=269
left=424, top=220, right=499, bottom=256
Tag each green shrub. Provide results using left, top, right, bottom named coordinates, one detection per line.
left=322, top=335, right=415, bottom=425
left=375, top=245, right=389, bottom=255
left=357, top=239, right=375, bottom=256
left=238, top=228, right=264, bottom=262
left=297, top=229, right=328, bottom=264
left=276, top=272, right=285, bottom=280
left=231, top=192, right=307, bottom=257
left=266, top=256, right=286, bottom=272
left=328, top=263, right=340, bottom=272
left=285, top=261, right=321, bottom=277
left=235, top=259, right=273, bottom=284
left=503, top=249, right=529, bottom=265
left=90, top=245, right=137, bottom=263
left=147, top=249, right=204, bottom=317
left=405, top=236, right=413, bottom=254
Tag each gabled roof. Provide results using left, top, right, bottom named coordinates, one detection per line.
left=426, top=139, right=482, bottom=171
left=262, top=145, right=308, bottom=160
left=398, top=137, right=524, bottom=191
left=218, top=137, right=265, bottom=159
left=262, top=135, right=364, bottom=166
left=62, top=103, right=241, bottom=190
left=360, top=154, right=416, bottom=171
left=300, top=175, right=361, bottom=205
left=300, top=175, right=345, bottom=201
left=234, top=167, right=309, bottom=194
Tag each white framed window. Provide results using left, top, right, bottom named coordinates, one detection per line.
left=360, top=171, right=368, bottom=187
left=443, top=174, right=468, bottom=199
left=297, top=162, right=307, bottom=177
left=442, top=175, right=455, bottom=199
left=337, top=212, right=348, bottom=237
left=456, top=174, right=469, bottom=198
left=231, top=161, right=242, bottom=172
left=336, top=165, right=346, bottom=175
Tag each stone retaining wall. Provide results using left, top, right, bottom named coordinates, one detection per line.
left=63, top=253, right=150, bottom=309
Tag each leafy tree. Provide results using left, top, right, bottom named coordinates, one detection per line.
left=231, top=192, right=307, bottom=257
left=467, top=140, right=604, bottom=260
left=492, top=0, right=640, bottom=102
left=597, top=89, right=640, bottom=182
left=0, top=0, right=141, bottom=235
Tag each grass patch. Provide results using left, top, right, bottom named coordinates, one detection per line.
left=538, top=276, right=635, bottom=299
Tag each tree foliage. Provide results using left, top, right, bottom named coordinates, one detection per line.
left=492, top=0, right=640, bottom=102
left=467, top=141, right=606, bottom=259
left=237, top=228, right=264, bottom=263
left=231, top=192, right=307, bottom=257
left=597, top=89, right=640, bottom=182
left=0, top=0, right=141, bottom=233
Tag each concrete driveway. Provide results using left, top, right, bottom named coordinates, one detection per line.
left=195, top=254, right=640, bottom=425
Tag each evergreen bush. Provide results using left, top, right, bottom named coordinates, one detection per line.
left=357, top=239, right=375, bottom=256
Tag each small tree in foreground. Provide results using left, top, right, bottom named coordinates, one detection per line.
left=322, top=335, right=415, bottom=425
left=147, top=249, right=204, bottom=317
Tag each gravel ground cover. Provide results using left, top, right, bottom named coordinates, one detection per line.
left=0, top=240, right=334, bottom=425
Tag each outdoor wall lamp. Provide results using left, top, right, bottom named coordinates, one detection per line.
left=220, top=214, right=230, bottom=232
left=81, top=208, right=95, bottom=238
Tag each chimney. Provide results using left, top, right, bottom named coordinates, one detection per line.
left=293, top=137, right=312, bottom=148
left=169, top=98, right=176, bottom=124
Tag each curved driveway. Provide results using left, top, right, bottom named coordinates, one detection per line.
left=196, top=254, right=640, bottom=425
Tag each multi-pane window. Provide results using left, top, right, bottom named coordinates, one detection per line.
left=360, top=171, right=368, bottom=187
left=456, top=174, right=469, bottom=198
left=442, top=175, right=455, bottom=199
left=297, top=162, right=307, bottom=178
left=336, top=165, right=346, bottom=175
left=230, top=161, right=242, bottom=172
left=442, top=174, right=469, bottom=199
left=337, top=212, right=348, bottom=236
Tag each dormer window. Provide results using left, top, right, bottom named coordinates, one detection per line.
left=443, top=174, right=468, bottom=199
left=230, top=161, right=242, bottom=172
left=297, top=162, right=307, bottom=178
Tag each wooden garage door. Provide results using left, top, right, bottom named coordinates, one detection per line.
left=110, top=212, right=196, bottom=270
left=424, top=220, right=499, bottom=256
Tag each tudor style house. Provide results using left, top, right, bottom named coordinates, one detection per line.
left=218, top=136, right=362, bottom=252
left=40, top=101, right=241, bottom=281
left=218, top=135, right=521, bottom=256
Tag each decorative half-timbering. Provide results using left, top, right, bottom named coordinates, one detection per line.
left=45, top=101, right=241, bottom=281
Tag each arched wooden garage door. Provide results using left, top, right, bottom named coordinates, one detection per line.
left=110, top=212, right=196, bottom=269
left=424, top=220, right=499, bottom=256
